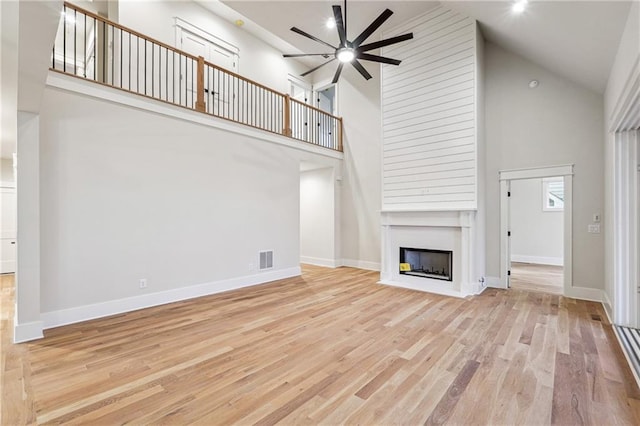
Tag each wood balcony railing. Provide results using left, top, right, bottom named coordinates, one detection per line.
left=51, top=2, right=343, bottom=152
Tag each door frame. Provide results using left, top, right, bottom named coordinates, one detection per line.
left=499, top=164, right=574, bottom=294
left=1, top=182, right=17, bottom=274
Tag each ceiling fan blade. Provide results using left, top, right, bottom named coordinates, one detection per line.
left=283, top=53, right=332, bottom=58
left=351, top=60, right=372, bottom=80
left=290, top=27, right=336, bottom=50
left=358, top=33, right=414, bottom=52
left=300, top=58, right=336, bottom=77
left=358, top=53, right=401, bottom=66
left=333, top=5, right=346, bottom=47
left=352, top=8, right=394, bottom=47
left=332, top=63, right=344, bottom=84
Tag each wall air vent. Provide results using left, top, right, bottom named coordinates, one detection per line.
left=259, top=250, right=273, bottom=270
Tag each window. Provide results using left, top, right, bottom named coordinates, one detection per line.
left=542, top=178, right=564, bottom=211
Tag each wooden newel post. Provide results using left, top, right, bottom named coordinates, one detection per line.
left=283, top=94, right=292, bottom=137
left=195, top=56, right=206, bottom=112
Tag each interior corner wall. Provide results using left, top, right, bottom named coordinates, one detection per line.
left=337, top=72, right=382, bottom=270
left=38, top=86, right=303, bottom=316
left=116, top=0, right=307, bottom=94
left=485, top=42, right=605, bottom=290
left=300, top=167, right=335, bottom=267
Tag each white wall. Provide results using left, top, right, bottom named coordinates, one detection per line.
left=381, top=6, right=479, bottom=211
left=1, top=158, right=14, bottom=183
left=300, top=167, right=335, bottom=266
left=38, top=85, right=312, bottom=315
left=337, top=72, right=382, bottom=270
left=117, top=0, right=306, bottom=94
left=510, top=178, right=563, bottom=265
left=485, top=42, right=604, bottom=289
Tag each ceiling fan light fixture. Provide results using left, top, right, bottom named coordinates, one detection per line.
left=336, top=48, right=355, bottom=63
left=512, top=0, right=527, bottom=14
left=326, top=18, right=336, bottom=29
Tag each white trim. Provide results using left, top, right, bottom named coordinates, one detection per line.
left=378, top=277, right=485, bottom=298
left=341, top=259, right=380, bottom=271
left=564, top=286, right=604, bottom=303
left=41, top=267, right=301, bottom=330
left=609, top=56, right=640, bottom=132
left=485, top=276, right=504, bottom=289
left=46, top=72, right=343, bottom=161
left=174, top=17, right=239, bottom=56
left=499, top=165, right=574, bottom=295
left=511, top=255, right=563, bottom=266
left=13, top=320, right=44, bottom=343
left=300, top=256, right=338, bottom=268
left=499, top=164, right=574, bottom=181
left=603, top=290, right=614, bottom=324
left=0, top=180, right=15, bottom=188
left=378, top=279, right=467, bottom=299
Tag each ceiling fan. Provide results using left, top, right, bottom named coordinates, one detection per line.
left=283, top=0, right=414, bottom=83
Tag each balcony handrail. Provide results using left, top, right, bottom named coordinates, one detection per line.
left=62, top=2, right=200, bottom=62
left=53, top=1, right=343, bottom=152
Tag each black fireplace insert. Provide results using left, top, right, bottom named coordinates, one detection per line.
left=399, top=247, right=453, bottom=281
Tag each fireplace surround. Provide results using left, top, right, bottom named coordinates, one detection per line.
left=380, top=210, right=484, bottom=298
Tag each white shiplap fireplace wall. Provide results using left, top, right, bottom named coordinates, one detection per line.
left=379, top=6, right=485, bottom=298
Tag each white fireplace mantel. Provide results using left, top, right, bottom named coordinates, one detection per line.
left=380, top=210, right=484, bottom=298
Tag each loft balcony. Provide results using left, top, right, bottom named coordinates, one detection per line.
left=51, top=2, right=343, bottom=152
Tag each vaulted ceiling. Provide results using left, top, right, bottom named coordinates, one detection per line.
left=212, top=0, right=632, bottom=94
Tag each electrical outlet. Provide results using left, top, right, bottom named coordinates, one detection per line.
left=139, top=278, right=148, bottom=289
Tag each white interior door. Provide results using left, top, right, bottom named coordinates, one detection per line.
left=290, top=80, right=311, bottom=140
left=1, top=186, right=17, bottom=274
left=180, top=29, right=237, bottom=115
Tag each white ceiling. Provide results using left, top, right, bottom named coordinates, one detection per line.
left=217, top=0, right=633, bottom=94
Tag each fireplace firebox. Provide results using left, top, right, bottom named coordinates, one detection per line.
left=399, top=247, right=453, bottom=281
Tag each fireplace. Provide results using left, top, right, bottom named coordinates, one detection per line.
left=399, top=247, right=453, bottom=281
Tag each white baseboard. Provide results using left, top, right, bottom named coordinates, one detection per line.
left=14, top=320, right=44, bottom=343
left=41, top=267, right=301, bottom=330
left=485, top=276, right=506, bottom=289
left=378, top=279, right=468, bottom=299
left=564, top=286, right=604, bottom=303
left=300, top=256, right=339, bottom=268
left=511, top=255, right=563, bottom=266
left=602, top=290, right=613, bottom=323
left=341, top=259, right=380, bottom=271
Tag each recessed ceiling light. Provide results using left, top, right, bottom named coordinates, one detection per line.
left=512, top=0, right=527, bottom=14
left=529, top=79, right=539, bottom=89
left=326, top=18, right=336, bottom=29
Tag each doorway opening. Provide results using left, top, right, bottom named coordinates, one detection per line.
left=499, top=165, right=574, bottom=295
left=299, top=161, right=338, bottom=268
left=509, top=177, right=564, bottom=294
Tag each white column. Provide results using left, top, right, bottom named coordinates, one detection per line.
left=14, top=112, right=43, bottom=342
left=613, top=130, right=639, bottom=327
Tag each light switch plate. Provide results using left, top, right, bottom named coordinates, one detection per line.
left=588, top=224, right=601, bottom=234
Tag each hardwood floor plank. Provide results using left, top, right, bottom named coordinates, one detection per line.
left=1, top=267, right=639, bottom=424
left=424, top=359, right=480, bottom=425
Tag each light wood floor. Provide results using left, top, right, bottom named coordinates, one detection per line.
left=511, top=262, right=564, bottom=295
left=2, top=266, right=640, bottom=425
